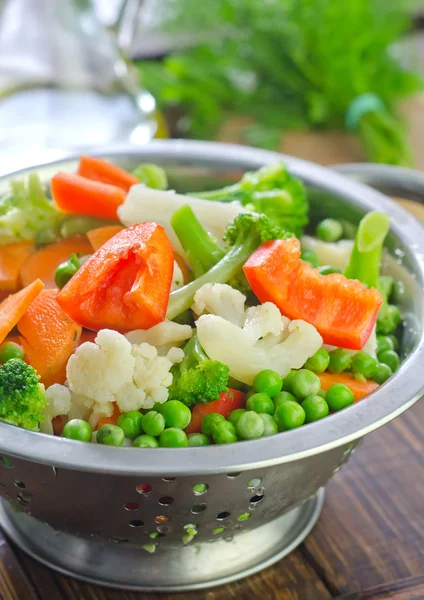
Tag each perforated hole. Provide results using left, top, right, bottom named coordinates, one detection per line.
left=136, top=484, right=152, bottom=495
left=149, top=532, right=165, bottom=539
left=192, top=483, right=208, bottom=496
left=123, top=502, right=139, bottom=511
left=247, top=478, right=262, bottom=489
left=224, top=536, right=234, bottom=542
left=154, top=515, right=169, bottom=524
left=237, top=512, right=251, bottom=521
left=16, top=492, right=32, bottom=506
left=158, top=496, right=174, bottom=506
left=191, top=504, right=207, bottom=514
left=110, top=536, right=129, bottom=543
left=249, top=493, right=264, bottom=504
left=226, top=472, right=240, bottom=478
left=216, top=511, right=230, bottom=521
left=142, top=543, right=157, bottom=553
left=13, top=480, right=25, bottom=489
left=128, top=520, right=144, bottom=528
left=156, top=524, right=170, bottom=534
left=162, top=477, right=176, bottom=482
left=0, top=457, right=13, bottom=468
left=213, top=527, right=225, bottom=534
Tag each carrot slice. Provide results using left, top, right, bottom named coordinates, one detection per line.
left=86, top=225, right=124, bottom=252
left=77, top=156, right=139, bottom=193
left=185, top=389, right=246, bottom=434
left=18, top=289, right=81, bottom=387
left=0, top=241, right=35, bottom=292
left=51, top=172, right=126, bottom=220
left=0, top=291, right=10, bottom=303
left=244, top=238, right=382, bottom=350
left=97, top=404, right=122, bottom=429
left=20, top=237, right=92, bottom=288
left=52, top=415, right=66, bottom=436
left=0, top=279, right=44, bottom=344
left=319, top=372, right=379, bottom=402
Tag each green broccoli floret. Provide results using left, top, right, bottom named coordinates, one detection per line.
left=167, top=212, right=290, bottom=319
left=0, top=174, right=62, bottom=245
left=0, top=359, right=46, bottom=430
left=168, top=334, right=229, bottom=405
left=193, top=163, right=308, bottom=236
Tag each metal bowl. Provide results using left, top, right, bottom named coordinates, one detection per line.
left=0, top=140, right=422, bottom=591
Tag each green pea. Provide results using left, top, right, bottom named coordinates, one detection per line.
left=304, top=348, right=330, bottom=373
left=388, top=305, right=402, bottom=328
left=54, top=253, right=81, bottom=289
left=291, top=369, right=321, bottom=399
left=274, top=401, right=305, bottom=431
left=376, top=335, right=394, bottom=355
left=142, top=411, right=165, bottom=437
left=388, top=335, right=399, bottom=351
left=259, top=413, right=278, bottom=436
left=117, top=410, right=144, bottom=439
left=316, top=218, right=343, bottom=242
left=160, top=400, right=192, bottom=429
left=212, top=421, right=238, bottom=444
left=159, top=428, right=188, bottom=448
left=378, top=350, right=400, bottom=373
left=351, top=351, right=377, bottom=379
left=62, top=419, right=92, bottom=442
left=318, top=265, right=342, bottom=275
left=246, top=393, right=274, bottom=415
left=373, top=363, right=392, bottom=384
left=133, top=434, right=159, bottom=448
left=227, top=409, right=246, bottom=426
left=235, top=411, right=265, bottom=440
left=273, top=391, right=297, bottom=409
left=301, top=395, right=329, bottom=423
left=282, top=370, right=297, bottom=393
left=0, top=341, right=25, bottom=364
left=96, top=424, right=125, bottom=446
left=328, top=349, right=352, bottom=374
left=326, top=384, right=354, bottom=412
left=187, top=433, right=211, bottom=447
left=301, top=248, right=320, bottom=268
left=201, top=413, right=225, bottom=436
left=252, top=370, right=283, bottom=397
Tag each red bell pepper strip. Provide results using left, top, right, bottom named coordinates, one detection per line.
left=243, top=237, right=382, bottom=350
left=185, top=389, right=246, bottom=434
left=51, top=172, right=126, bottom=220
left=77, top=156, right=139, bottom=193
left=57, top=223, right=174, bottom=332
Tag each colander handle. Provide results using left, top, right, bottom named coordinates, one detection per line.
left=333, top=163, right=424, bottom=204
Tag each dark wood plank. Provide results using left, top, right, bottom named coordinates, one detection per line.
left=0, top=530, right=40, bottom=600
left=302, top=400, right=424, bottom=596
left=335, top=575, right=424, bottom=599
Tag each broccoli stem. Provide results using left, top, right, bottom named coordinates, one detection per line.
left=192, top=184, right=240, bottom=202
left=167, top=234, right=260, bottom=320
left=171, top=205, right=225, bottom=278
left=344, top=212, right=390, bottom=289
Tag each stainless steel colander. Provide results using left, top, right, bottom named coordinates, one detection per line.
left=0, top=141, right=423, bottom=591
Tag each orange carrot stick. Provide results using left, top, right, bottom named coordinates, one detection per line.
left=0, top=279, right=44, bottom=344
left=20, top=236, right=92, bottom=288
left=319, top=372, right=379, bottom=402
left=77, top=156, right=139, bottom=192
left=86, top=225, right=124, bottom=252
left=97, top=404, right=122, bottom=429
left=51, top=172, right=126, bottom=220
left=18, top=289, right=81, bottom=387
left=0, top=241, right=35, bottom=292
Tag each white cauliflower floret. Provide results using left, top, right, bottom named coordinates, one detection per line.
left=192, top=283, right=246, bottom=326
left=67, top=329, right=135, bottom=403
left=171, top=260, right=184, bottom=291
left=40, top=384, right=72, bottom=434
left=301, top=235, right=354, bottom=270
left=243, top=303, right=287, bottom=342
left=125, top=321, right=192, bottom=354
left=66, top=329, right=182, bottom=427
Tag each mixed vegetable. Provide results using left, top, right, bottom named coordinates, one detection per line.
left=0, top=156, right=404, bottom=448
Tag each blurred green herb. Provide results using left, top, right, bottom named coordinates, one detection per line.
left=135, top=0, right=423, bottom=166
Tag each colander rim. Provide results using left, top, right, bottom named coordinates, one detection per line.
left=0, top=139, right=423, bottom=476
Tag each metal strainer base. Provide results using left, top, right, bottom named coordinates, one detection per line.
left=0, top=491, right=324, bottom=591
